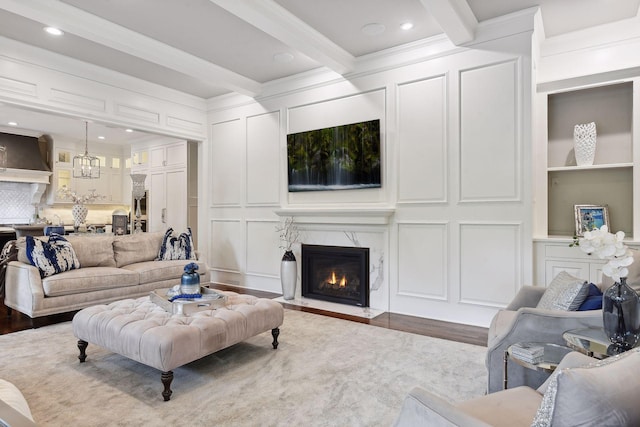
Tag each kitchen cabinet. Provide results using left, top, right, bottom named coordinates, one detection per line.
left=148, top=168, right=187, bottom=232
left=150, top=142, right=187, bottom=169
left=48, top=142, right=127, bottom=205
left=131, top=148, right=149, bottom=173
left=131, top=140, right=188, bottom=232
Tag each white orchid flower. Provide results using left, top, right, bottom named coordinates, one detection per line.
left=577, top=225, right=634, bottom=282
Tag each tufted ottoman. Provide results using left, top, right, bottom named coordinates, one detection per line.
left=72, top=291, right=284, bottom=401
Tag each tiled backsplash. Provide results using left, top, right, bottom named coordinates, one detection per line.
left=0, top=182, right=36, bottom=224
left=0, top=182, right=131, bottom=225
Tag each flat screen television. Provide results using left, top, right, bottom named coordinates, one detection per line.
left=287, top=119, right=381, bottom=192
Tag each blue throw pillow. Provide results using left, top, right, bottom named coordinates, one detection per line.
left=156, top=227, right=197, bottom=261
left=578, top=283, right=603, bottom=311
left=26, top=234, right=80, bottom=278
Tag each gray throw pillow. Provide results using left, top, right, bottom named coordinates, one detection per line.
left=531, top=348, right=640, bottom=427
left=536, top=271, right=589, bottom=311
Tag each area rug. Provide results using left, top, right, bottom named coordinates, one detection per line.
left=0, top=309, right=487, bottom=426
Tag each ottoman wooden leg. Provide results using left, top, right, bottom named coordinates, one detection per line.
left=77, top=340, right=88, bottom=363
left=161, top=371, right=173, bottom=401
left=271, top=328, right=280, bottom=349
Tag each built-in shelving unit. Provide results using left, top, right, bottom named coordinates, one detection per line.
left=534, top=79, right=639, bottom=285
left=546, top=81, right=634, bottom=238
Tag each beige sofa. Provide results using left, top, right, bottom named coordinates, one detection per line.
left=4, top=232, right=210, bottom=318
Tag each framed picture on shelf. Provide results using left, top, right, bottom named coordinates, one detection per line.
left=574, top=204, right=609, bottom=236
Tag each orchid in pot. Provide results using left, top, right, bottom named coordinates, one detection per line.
left=576, top=225, right=639, bottom=352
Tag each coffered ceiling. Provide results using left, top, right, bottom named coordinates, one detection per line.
left=0, top=0, right=638, bottom=99
left=0, top=0, right=638, bottom=141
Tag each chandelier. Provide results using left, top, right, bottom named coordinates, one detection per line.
left=73, top=121, right=101, bottom=179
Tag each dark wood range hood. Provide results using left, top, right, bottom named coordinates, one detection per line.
left=0, top=132, right=52, bottom=206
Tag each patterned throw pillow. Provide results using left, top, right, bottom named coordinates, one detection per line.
left=156, top=227, right=197, bottom=261
left=26, top=234, right=80, bottom=278
left=536, top=271, right=589, bottom=311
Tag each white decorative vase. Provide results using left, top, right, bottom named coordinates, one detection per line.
left=574, top=122, right=597, bottom=166
left=280, top=250, right=297, bottom=300
left=72, top=204, right=88, bottom=229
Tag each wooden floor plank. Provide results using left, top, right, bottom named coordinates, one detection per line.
left=0, top=284, right=489, bottom=347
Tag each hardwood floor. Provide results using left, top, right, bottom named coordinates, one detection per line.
left=0, top=285, right=488, bottom=347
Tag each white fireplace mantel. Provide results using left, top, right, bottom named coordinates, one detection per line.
left=275, top=207, right=395, bottom=225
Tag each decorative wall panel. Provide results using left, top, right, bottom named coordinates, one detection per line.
left=0, top=76, right=37, bottom=97
left=288, top=90, right=385, bottom=134
left=210, top=219, right=242, bottom=272
left=246, top=111, right=280, bottom=205
left=459, top=60, right=520, bottom=202
left=459, top=222, right=521, bottom=306
left=210, top=119, right=242, bottom=206
left=50, top=88, right=106, bottom=112
left=397, top=222, right=448, bottom=299
left=115, top=103, right=160, bottom=123
left=167, top=115, right=204, bottom=133
left=397, top=76, right=447, bottom=203
left=246, top=220, right=280, bottom=277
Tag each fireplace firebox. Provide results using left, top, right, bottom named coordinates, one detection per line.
left=302, top=244, right=369, bottom=307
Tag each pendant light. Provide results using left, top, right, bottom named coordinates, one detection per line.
left=73, top=121, right=100, bottom=179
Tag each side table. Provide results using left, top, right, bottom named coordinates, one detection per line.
left=562, top=327, right=615, bottom=358
left=503, top=342, right=572, bottom=389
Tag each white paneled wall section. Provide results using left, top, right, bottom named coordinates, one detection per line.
left=207, top=20, right=534, bottom=327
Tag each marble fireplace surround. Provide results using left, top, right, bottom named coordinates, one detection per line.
left=274, top=207, right=394, bottom=318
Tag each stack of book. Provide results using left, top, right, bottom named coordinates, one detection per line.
left=511, top=343, right=545, bottom=364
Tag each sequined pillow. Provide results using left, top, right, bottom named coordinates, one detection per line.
left=26, top=234, right=80, bottom=278
left=156, top=227, right=197, bottom=261
left=531, top=348, right=640, bottom=427
left=536, top=271, right=589, bottom=311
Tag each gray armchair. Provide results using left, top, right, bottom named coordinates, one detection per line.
left=485, top=285, right=602, bottom=393
left=394, top=351, right=640, bottom=426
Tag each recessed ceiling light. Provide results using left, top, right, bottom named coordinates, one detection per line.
left=44, top=26, right=64, bottom=36
left=98, top=135, right=105, bottom=140
left=400, top=22, right=414, bottom=31
left=361, top=23, right=386, bottom=36
left=7, top=121, right=18, bottom=126
left=273, top=52, right=294, bottom=63
left=125, top=129, right=134, bottom=133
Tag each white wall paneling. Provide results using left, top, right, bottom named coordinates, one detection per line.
left=397, top=75, right=448, bottom=204
left=459, top=59, right=521, bottom=202
left=286, top=90, right=387, bottom=206
left=459, top=222, right=522, bottom=307
left=114, top=103, right=161, bottom=124
left=246, top=219, right=281, bottom=277
left=397, top=222, right=448, bottom=300
left=210, top=119, right=243, bottom=206
left=49, top=88, right=106, bottom=112
left=209, top=219, right=243, bottom=273
left=0, top=75, right=37, bottom=98
left=205, top=23, right=534, bottom=327
left=0, top=38, right=207, bottom=141
left=246, top=111, right=281, bottom=205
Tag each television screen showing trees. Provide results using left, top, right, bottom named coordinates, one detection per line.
left=287, top=119, right=381, bottom=192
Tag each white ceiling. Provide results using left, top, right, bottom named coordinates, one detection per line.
left=0, top=0, right=639, bottom=142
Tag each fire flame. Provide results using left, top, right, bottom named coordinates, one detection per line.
left=328, top=271, right=347, bottom=287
